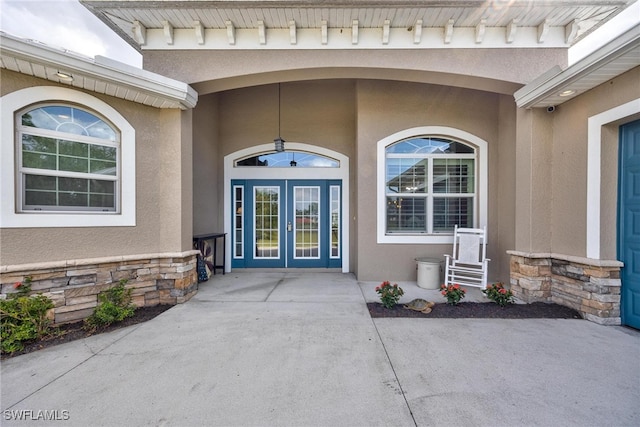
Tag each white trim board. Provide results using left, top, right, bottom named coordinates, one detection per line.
left=376, top=126, right=488, bottom=244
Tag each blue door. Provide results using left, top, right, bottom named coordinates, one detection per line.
left=231, top=179, right=342, bottom=269
left=619, top=119, right=640, bottom=329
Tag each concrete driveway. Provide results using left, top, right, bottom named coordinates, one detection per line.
left=2, top=272, right=639, bottom=426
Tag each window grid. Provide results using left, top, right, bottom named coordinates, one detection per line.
left=233, top=185, right=244, bottom=258
left=385, top=138, right=476, bottom=235
left=330, top=185, right=340, bottom=258
left=254, top=186, right=279, bottom=259
left=17, top=105, right=119, bottom=213
left=294, top=186, right=320, bottom=259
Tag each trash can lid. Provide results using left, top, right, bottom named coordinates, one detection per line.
left=415, top=257, right=442, bottom=263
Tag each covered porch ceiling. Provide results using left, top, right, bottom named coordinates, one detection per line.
left=81, top=0, right=635, bottom=50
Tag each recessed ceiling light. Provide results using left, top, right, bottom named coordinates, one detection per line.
left=55, top=71, right=74, bottom=82
left=559, top=89, right=576, bottom=97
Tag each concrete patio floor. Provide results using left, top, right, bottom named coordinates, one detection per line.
left=1, top=272, right=639, bottom=426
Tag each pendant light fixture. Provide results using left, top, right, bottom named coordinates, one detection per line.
left=274, top=83, right=285, bottom=152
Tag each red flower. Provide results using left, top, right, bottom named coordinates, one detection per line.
left=441, top=291, right=446, bottom=295
left=499, top=288, right=507, bottom=294
left=13, top=282, right=22, bottom=289
left=453, top=284, right=460, bottom=289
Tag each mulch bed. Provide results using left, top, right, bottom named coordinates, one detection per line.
left=368, top=301, right=583, bottom=319
left=1, top=304, right=173, bottom=360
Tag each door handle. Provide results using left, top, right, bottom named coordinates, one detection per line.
left=287, top=221, right=292, bottom=232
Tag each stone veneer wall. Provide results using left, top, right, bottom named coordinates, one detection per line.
left=508, top=251, right=623, bottom=325
left=0, top=250, right=199, bottom=325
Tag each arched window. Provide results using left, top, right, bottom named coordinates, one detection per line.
left=17, top=104, right=119, bottom=212
left=1, top=86, right=136, bottom=228
left=235, top=150, right=339, bottom=168
left=377, top=127, right=487, bottom=244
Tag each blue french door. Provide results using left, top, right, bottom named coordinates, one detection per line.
left=619, top=119, right=640, bottom=329
left=231, top=179, right=341, bottom=269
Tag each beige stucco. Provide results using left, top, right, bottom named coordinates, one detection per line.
left=188, top=75, right=518, bottom=281
left=142, top=48, right=566, bottom=94
left=11, top=42, right=630, bottom=283
left=514, top=107, right=553, bottom=253
left=0, top=69, right=193, bottom=266
left=547, top=66, right=640, bottom=260
left=512, top=67, right=640, bottom=261
left=355, top=80, right=513, bottom=281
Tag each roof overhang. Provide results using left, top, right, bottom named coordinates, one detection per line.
left=81, top=0, right=635, bottom=50
left=0, top=32, right=197, bottom=110
left=514, top=23, right=640, bottom=108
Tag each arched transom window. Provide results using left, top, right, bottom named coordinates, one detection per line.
left=385, top=136, right=476, bottom=234
left=17, top=104, right=120, bottom=212
left=235, top=150, right=339, bottom=168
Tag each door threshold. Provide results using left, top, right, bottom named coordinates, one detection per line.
left=231, top=268, right=343, bottom=273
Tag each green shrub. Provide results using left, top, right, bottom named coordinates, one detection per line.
left=0, top=277, right=55, bottom=354
left=84, top=280, right=135, bottom=332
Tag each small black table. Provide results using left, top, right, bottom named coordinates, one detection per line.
left=193, top=232, right=226, bottom=277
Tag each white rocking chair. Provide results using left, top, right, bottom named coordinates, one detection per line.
left=444, top=225, right=490, bottom=290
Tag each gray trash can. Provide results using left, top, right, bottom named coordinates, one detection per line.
left=415, top=258, right=442, bottom=290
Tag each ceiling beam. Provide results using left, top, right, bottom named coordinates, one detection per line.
left=382, top=20, right=390, bottom=44
left=226, top=21, right=236, bottom=45
left=321, top=20, right=328, bottom=45
left=475, top=19, right=486, bottom=44
left=413, top=19, right=422, bottom=44
left=444, top=19, right=454, bottom=44
left=194, top=21, right=205, bottom=44
left=506, top=19, right=517, bottom=44
left=352, top=20, right=359, bottom=45
left=289, top=20, right=297, bottom=45
left=538, top=20, right=549, bottom=43
left=565, top=19, right=579, bottom=44
left=162, top=21, right=173, bottom=45
left=258, top=21, right=266, bottom=45
left=132, top=21, right=146, bottom=45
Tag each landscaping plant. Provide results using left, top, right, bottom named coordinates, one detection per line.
left=482, top=282, right=515, bottom=307
left=0, top=277, right=55, bottom=354
left=84, top=279, right=135, bottom=332
left=440, top=283, right=466, bottom=305
left=375, top=281, right=404, bottom=309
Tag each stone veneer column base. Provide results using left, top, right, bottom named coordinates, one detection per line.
left=508, top=251, right=623, bottom=325
left=0, top=250, right=199, bottom=325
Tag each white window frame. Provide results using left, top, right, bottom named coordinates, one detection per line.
left=17, top=104, right=120, bottom=213
left=1, top=86, right=136, bottom=227
left=377, top=127, right=487, bottom=244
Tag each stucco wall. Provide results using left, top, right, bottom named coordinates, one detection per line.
left=355, top=80, right=514, bottom=282
left=142, top=48, right=565, bottom=95
left=192, top=78, right=517, bottom=281
left=514, top=108, right=553, bottom=253
left=193, top=93, right=221, bottom=235
left=0, top=70, right=192, bottom=266
left=548, top=66, right=640, bottom=260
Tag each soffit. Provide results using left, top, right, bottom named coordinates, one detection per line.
left=0, top=32, right=197, bottom=110
left=514, top=23, right=640, bottom=108
left=81, top=0, right=635, bottom=49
